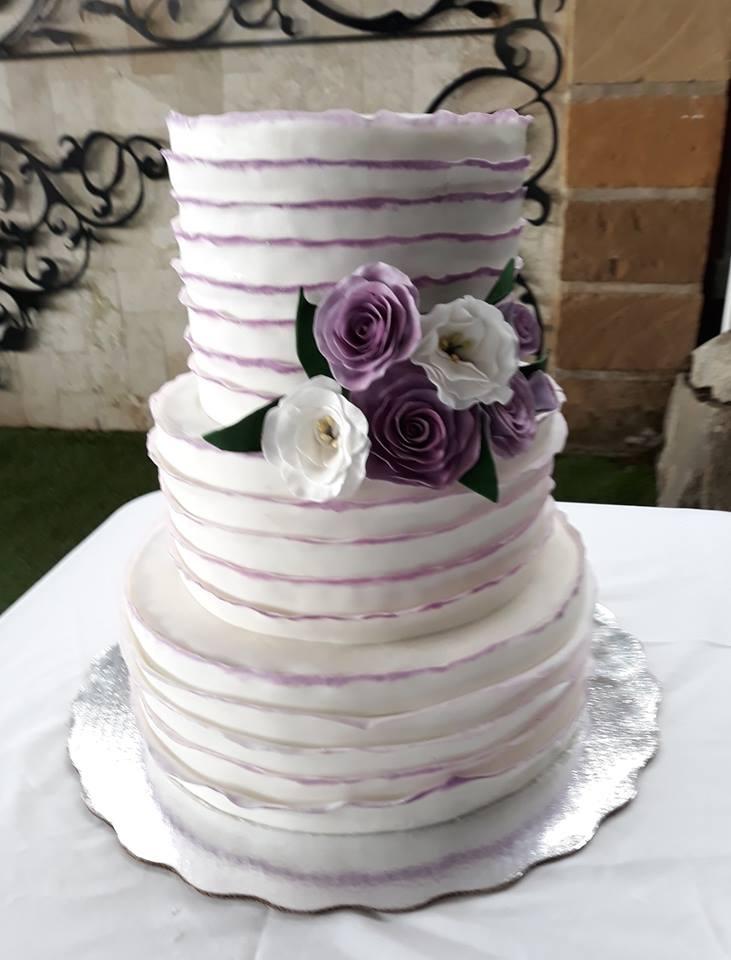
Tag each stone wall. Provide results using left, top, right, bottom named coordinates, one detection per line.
left=0, top=0, right=568, bottom=430
left=556, top=0, right=730, bottom=453
left=2, top=1, right=729, bottom=453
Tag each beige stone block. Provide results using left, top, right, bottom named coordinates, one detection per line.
left=97, top=207, right=176, bottom=274
left=519, top=218, right=563, bottom=325
left=173, top=49, right=225, bottom=116
left=124, top=310, right=169, bottom=399
left=5, top=62, right=57, bottom=140
left=0, top=65, right=16, bottom=129
left=14, top=351, right=61, bottom=427
left=96, top=396, right=152, bottom=431
left=51, top=352, right=91, bottom=395
left=0, top=381, right=28, bottom=427
left=48, top=65, right=98, bottom=136
left=362, top=41, right=416, bottom=112
left=35, top=299, right=88, bottom=355
left=57, top=391, right=101, bottom=430
left=161, top=307, right=189, bottom=381
left=106, top=68, right=177, bottom=136
left=116, top=266, right=180, bottom=314
left=225, top=45, right=359, bottom=113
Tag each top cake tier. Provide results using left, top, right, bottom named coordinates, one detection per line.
left=165, top=109, right=531, bottom=425
left=167, top=108, right=531, bottom=161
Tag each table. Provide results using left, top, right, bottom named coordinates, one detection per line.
left=2, top=494, right=730, bottom=959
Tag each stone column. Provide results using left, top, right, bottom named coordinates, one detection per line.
left=658, top=331, right=731, bottom=510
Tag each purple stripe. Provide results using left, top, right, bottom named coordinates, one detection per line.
left=127, top=552, right=584, bottom=688
left=181, top=293, right=293, bottom=326
left=158, top=772, right=575, bottom=888
left=172, top=187, right=526, bottom=210
left=188, top=358, right=281, bottom=398
left=170, top=501, right=547, bottom=587
left=127, top=626, right=587, bottom=739
left=164, top=149, right=530, bottom=173
left=134, top=646, right=585, bottom=751
left=174, top=260, right=504, bottom=294
left=148, top=440, right=473, bottom=511
left=138, top=683, right=579, bottom=786
left=162, top=471, right=550, bottom=545
left=167, top=108, right=531, bottom=130
left=174, top=223, right=523, bottom=248
left=171, top=525, right=553, bottom=622
left=185, top=330, right=300, bottom=373
left=149, top=424, right=560, bottom=510
left=156, top=715, right=579, bottom=814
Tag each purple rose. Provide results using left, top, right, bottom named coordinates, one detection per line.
left=499, top=299, right=541, bottom=358
left=314, top=262, right=421, bottom=390
left=352, top=362, right=481, bottom=488
left=529, top=370, right=562, bottom=414
left=485, top=373, right=537, bottom=459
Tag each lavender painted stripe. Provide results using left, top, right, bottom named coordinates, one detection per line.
left=186, top=330, right=301, bottom=373
left=139, top=683, right=578, bottom=786
left=188, top=357, right=281, bottom=398
left=162, top=470, right=549, bottom=545
left=164, top=149, right=530, bottom=173
left=160, top=716, right=579, bottom=814
left=172, top=187, right=527, bottom=210
left=171, top=526, right=552, bottom=622
left=170, top=500, right=547, bottom=586
left=127, top=556, right=584, bottom=688
left=135, top=648, right=585, bottom=752
left=174, top=260, right=504, bottom=294
left=128, top=630, right=587, bottom=740
left=181, top=293, right=293, bottom=326
left=167, top=108, right=531, bottom=129
left=174, top=222, right=524, bottom=248
left=149, top=441, right=473, bottom=511
left=160, top=772, right=570, bottom=887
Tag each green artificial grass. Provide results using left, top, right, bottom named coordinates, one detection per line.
left=1, top=428, right=156, bottom=613
left=0, top=428, right=656, bottom=613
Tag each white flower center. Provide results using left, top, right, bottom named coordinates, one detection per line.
left=315, top=415, right=339, bottom=449
left=439, top=333, right=471, bottom=363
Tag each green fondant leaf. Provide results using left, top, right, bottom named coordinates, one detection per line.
left=296, top=288, right=332, bottom=379
left=203, top=398, right=279, bottom=453
left=520, top=354, right=549, bottom=378
left=460, top=429, right=498, bottom=502
left=486, top=257, right=515, bottom=305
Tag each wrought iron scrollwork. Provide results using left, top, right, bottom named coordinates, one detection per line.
left=425, top=0, right=564, bottom=331
left=427, top=0, right=563, bottom=228
left=75, top=0, right=501, bottom=46
left=0, top=131, right=166, bottom=349
left=0, top=1, right=562, bottom=350
left=0, top=0, right=501, bottom=57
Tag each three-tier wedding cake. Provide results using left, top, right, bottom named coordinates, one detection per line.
left=121, top=109, right=594, bottom=834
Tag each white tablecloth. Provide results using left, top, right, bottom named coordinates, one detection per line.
left=2, top=494, right=730, bottom=959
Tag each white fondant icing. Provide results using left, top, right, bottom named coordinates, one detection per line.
left=117, top=108, right=594, bottom=833
left=167, top=109, right=530, bottom=162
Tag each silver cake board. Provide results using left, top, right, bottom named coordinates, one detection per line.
left=68, top=605, right=660, bottom=913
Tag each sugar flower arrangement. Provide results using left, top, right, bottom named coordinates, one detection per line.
left=204, top=259, right=560, bottom=503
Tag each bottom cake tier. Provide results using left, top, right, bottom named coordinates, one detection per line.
left=122, top=511, right=594, bottom=833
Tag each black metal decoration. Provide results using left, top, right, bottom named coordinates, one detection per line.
left=425, top=0, right=564, bottom=331
left=0, top=131, right=167, bottom=350
left=427, top=0, right=563, bottom=228
left=0, top=1, right=502, bottom=57
left=0, top=0, right=563, bottom=350
left=76, top=0, right=501, bottom=46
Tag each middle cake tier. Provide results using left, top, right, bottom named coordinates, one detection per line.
left=148, top=373, right=567, bottom=644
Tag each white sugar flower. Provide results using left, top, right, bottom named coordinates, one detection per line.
left=413, top=295, right=520, bottom=410
left=261, top=376, right=370, bottom=502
